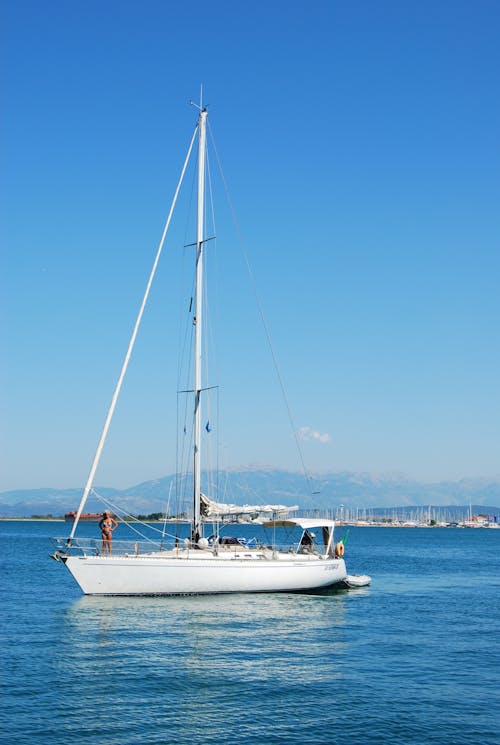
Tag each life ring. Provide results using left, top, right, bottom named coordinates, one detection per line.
left=335, top=541, right=344, bottom=558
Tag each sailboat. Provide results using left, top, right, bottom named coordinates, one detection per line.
left=51, top=102, right=354, bottom=595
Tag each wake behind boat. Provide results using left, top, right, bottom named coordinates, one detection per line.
left=51, top=100, right=366, bottom=595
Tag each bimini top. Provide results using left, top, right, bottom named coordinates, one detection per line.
left=262, top=518, right=336, bottom=530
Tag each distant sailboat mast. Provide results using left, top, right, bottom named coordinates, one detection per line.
left=192, top=105, right=208, bottom=542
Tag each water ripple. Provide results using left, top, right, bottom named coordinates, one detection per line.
left=1, top=522, right=499, bottom=744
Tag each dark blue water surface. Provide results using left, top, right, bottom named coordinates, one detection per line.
left=1, top=521, right=499, bottom=744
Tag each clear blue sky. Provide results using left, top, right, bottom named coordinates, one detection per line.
left=2, top=0, right=499, bottom=491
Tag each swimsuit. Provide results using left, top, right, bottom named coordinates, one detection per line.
left=100, top=519, right=114, bottom=536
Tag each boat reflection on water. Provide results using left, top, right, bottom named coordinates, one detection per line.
left=54, top=593, right=352, bottom=742
left=57, top=591, right=350, bottom=689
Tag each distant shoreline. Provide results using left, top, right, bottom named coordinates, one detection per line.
left=0, top=517, right=66, bottom=521
left=0, top=517, right=183, bottom=523
left=0, top=517, right=498, bottom=529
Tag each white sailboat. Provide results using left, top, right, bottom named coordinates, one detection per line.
left=52, top=102, right=353, bottom=595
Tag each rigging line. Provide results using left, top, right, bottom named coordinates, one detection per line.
left=69, top=124, right=199, bottom=541
left=161, top=480, right=173, bottom=538
left=177, top=286, right=196, bottom=425
left=90, top=489, right=169, bottom=541
left=207, top=121, right=316, bottom=498
left=176, top=290, right=198, bottom=524
left=177, top=374, right=197, bottom=519
left=181, top=322, right=196, bottom=468
left=177, top=215, right=199, bottom=397
left=177, top=149, right=198, bottom=395
left=206, top=139, right=218, bottom=251
left=170, top=136, right=199, bottom=532
left=177, top=390, right=193, bottom=513
left=204, top=143, right=221, bottom=421
left=182, top=142, right=199, bottom=250
left=91, top=487, right=183, bottom=543
left=175, top=242, right=190, bottom=509
left=201, top=135, right=217, bottom=479
left=216, top=387, right=221, bottom=501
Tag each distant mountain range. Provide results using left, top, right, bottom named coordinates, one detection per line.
left=1, top=468, right=499, bottom=517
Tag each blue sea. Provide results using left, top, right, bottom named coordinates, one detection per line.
left=1, top=521, right=499, bottom=744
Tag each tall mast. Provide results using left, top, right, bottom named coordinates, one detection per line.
left=192, top=106, right=207, bottom=541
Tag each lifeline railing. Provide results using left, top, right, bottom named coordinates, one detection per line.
left=50, top=536, right=322, bottom=558
left=51, top=537, right=177, bottom=558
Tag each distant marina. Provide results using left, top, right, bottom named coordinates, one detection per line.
left=301, top=506, right=499, bottom=529
left=2, top=506, right=498, bottom=529
left=336, top=516, right=500, bottom=528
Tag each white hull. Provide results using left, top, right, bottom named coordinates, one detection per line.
left=63, top=551, right=347, bottom=595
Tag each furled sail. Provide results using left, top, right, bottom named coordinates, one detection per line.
left=200, top=493, right=298, bottom=519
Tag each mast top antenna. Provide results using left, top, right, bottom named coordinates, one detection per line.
left=189, top=85, right=207, bottom=112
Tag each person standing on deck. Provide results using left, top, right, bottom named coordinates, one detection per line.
left=99, top=511, right=118, bottom=555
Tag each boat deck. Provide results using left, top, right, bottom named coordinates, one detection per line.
left=52, top=537, right=332, bottom=562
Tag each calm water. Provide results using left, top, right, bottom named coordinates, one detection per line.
left=1, top=521, right=499, bottom=744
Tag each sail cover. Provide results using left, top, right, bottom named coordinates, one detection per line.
left=200, top=493, right=298, bottom=519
